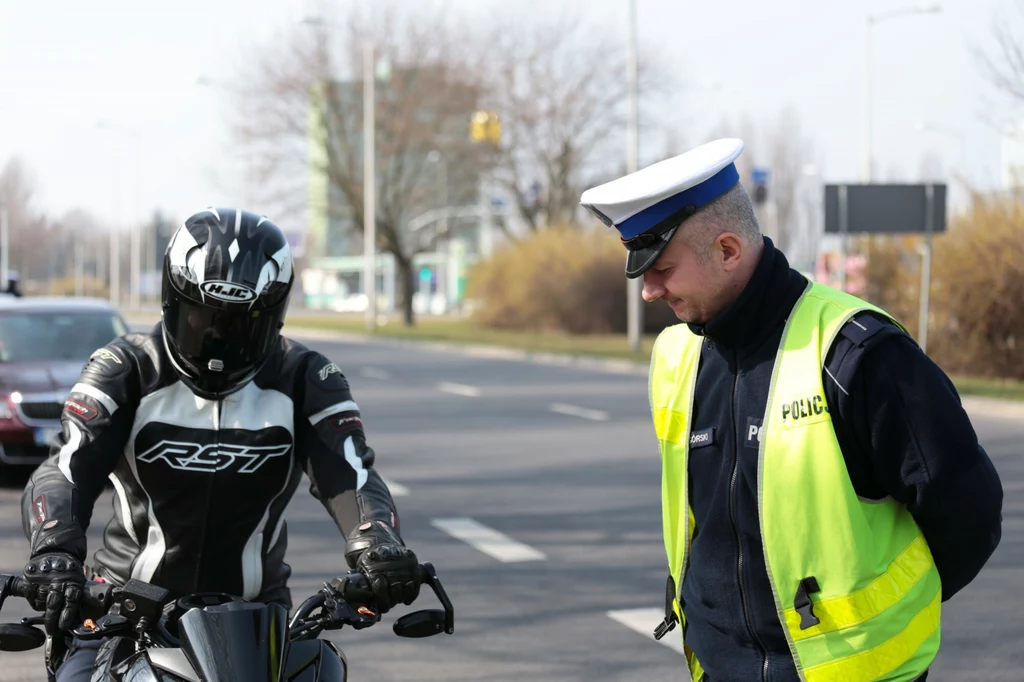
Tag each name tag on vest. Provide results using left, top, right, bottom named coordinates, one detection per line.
left=689, top=427, right=715, bottom=449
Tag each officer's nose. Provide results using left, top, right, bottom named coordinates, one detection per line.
left=642, top=271, right=665, bottom=302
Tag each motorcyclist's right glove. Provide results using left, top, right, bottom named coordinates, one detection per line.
left=344, top=519, right=420, bottom=613
left=22, top=552, right=84, bottom=636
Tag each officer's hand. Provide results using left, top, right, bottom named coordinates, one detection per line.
left=22, top=552, right=84, bottom=636
left=344, top=520, right=420, bottom=614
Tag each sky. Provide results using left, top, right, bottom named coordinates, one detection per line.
left=0, top=0, right=1021, bottom=235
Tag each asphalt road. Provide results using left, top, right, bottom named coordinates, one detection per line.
left=0, top=332, right=1020, bottom=681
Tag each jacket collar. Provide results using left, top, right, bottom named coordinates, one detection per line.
left=687, top=237, right=807, bottom=352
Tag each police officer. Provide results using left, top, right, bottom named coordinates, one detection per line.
left=580, top=139, right=1003, bottom=682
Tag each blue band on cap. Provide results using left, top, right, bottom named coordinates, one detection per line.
left=615, top=163, right=740, bottom=240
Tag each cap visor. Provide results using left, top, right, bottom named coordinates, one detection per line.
left=624, top=225, right=678, bottom=279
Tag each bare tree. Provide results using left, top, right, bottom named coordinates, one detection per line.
left=0, top=157, right=53, bottom=286
left=234, top=3, right=487, bottom=326
left=980, top=1, right=1024, bottom=106
left=476, top=7, right=669, bottom=232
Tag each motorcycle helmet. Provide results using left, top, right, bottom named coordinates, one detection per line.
left=161, top=208, right=294, bottom=399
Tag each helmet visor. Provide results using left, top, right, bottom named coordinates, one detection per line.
left=163, top=294, right=287, bottom=377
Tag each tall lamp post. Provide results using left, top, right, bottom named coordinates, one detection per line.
left=863, top=2, right=942, bottom=183
left=853, top=2, right=941, bottom=293
left=96, top=120, right=142, bottom=310
left=626, top=0, right=642, bottom=352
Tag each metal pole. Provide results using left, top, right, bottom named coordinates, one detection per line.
left=626, top=0, right=643, bottom=352
left=75, top=238, right=84, bottom=297
left=363, top=38, right=377, bottom=331
left=109, top=153, right=121, bottom=307
left=838, top=185, right=848, bottom=292
left=130, top=134, right=141, bottom=311
left=863, top=17, right=873, bottom=184
left=0, top=207, right=8, bottom=288
left=919, top=185, right=934, bottom=354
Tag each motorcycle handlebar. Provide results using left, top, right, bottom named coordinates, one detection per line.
left=2, top=560, right=453, bottom=646
left=4, top=574, right=115, bottom=619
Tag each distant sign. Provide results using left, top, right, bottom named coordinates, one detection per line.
left=824, top=184, right=946, bottom=235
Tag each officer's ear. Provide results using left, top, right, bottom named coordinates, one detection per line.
left=714, top=232, right=745, bottom=272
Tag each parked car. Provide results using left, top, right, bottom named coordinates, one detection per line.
left=0, top=297, right=128, bottom=476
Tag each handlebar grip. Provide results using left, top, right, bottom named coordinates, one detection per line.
left=80, top=581, right=114, bottom=618
left=336, top=571, right=373, bottom=604
left=4, top=574, right=113, bottom=616
left=8, top=576, right=30, bottom=599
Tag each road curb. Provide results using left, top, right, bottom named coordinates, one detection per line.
left=127, top=316, right=1024, bottom=419
left=281, top=325, right=652, bottom=377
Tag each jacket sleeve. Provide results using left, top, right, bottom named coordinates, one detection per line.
left=824, top=313, right=1004, bottom=601
left=20, top=341, right=138, bottom=561
left=293, top=352, right=402, bottom=540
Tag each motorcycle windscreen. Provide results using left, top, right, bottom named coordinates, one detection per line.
left=178, top=601, right=289, bottom=682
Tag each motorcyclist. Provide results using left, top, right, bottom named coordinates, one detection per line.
left=20, top=208, right=420, bottom=680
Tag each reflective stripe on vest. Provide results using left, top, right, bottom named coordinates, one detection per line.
left=650, top=281, right=941, bottom=682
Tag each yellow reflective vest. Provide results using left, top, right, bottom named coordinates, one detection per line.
left=650, top=281, right=941, bottom=682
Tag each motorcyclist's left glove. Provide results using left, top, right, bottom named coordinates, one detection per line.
left=344, top=520, right=420, bottom=613
left=22, top=552, right=84, bottom=636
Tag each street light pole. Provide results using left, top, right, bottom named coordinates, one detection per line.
left=97, top=120, right=142, bottom=311
left=626, top=0, right=643, bottom=352
left=857, top=2, right=941, bottom=293
left=863, top=3, right=942, bottom=184
left=363, top=38, right=377, bottom=331
left=0, top=207, right=8, bottom=288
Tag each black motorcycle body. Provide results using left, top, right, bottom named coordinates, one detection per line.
left=0, top=563, right=453, bottom=682
left=90, top=602, right=347, bottom=682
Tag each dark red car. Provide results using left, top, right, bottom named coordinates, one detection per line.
left=0, top=296, right=128, bottom=476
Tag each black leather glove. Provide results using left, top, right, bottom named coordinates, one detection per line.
left=344, top=520, right=419, bottom=613
left=22, top=552, right=85, bottom=636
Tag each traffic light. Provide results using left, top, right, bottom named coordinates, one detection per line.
left=751, top=167, right=770, bottom=205
left=470, top=110, right=502, bottom=144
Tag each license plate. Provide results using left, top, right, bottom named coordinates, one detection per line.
left=34, top=427, right=61, bottom=447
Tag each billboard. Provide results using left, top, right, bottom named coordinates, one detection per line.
left=824, top=184, right=946, bottom=235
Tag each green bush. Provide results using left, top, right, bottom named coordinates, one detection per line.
left=466, top=225, right=679, bottom=334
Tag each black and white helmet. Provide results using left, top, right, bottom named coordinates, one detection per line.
left=161, top=208, right=294, bottom=399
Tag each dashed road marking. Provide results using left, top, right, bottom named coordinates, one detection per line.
left=431, top=517, right=546, bottom=562
left=437, top=382, right=481, bottom=397
left=550, top=402, right=609, bottom=421
left=382, top=478, right=409, bottom=496
left=361, top=367, right=391, bottom=380
left=606, top=608, right=685, bottom=656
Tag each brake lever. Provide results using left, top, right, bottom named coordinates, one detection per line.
left=320, top=581, right=380, bottom=631
left=72, top=613, right=132, bottom=641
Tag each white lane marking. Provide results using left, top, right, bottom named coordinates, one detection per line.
left=437, top=381, right=481, bottom=397
left=550, top=402, right=610, bottom=422
left=382, top=478, right=410, bottom=496
left=606, top=608, right=685, bottom=656
left=361, top=367, right=391, bottom=380
left=431, top=517, right=546, bottom=562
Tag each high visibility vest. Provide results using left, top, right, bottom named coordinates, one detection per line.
left=650, top=281, right=941, bottom=682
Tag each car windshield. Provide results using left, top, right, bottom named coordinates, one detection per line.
left=0, top=311, right=127, bottom=362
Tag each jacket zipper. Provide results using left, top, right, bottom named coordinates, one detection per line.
left=728, top=351, right=770, bottom=682
left=194, top=399, right=221, bottom=592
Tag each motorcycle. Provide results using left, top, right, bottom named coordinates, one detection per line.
left=0, top=562, right=454, bottom=681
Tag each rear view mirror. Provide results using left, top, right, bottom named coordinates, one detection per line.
left=393, top=609, right=448, bottom=638
left=0, top=623, right=45, bottom=651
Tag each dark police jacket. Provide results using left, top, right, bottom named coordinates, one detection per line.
left=21, top=325, right=399, bottom=608
left=680, top=238, right=1003, bottom=682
